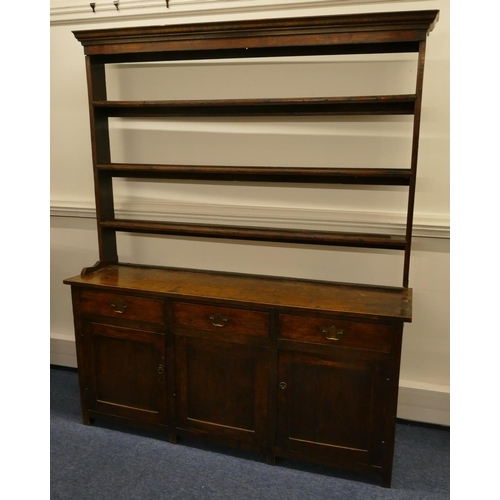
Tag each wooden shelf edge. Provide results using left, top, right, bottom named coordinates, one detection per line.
left=99, top=219, right=407, bottom=250
left=94, top=95, right=416, bottom=117
left=97, top=164, right=412, bottom=186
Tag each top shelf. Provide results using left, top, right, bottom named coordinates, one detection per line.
left=73, top=10, right=439, bottom=63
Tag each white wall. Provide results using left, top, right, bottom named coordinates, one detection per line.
left=50, top=0, right=450, bottom=425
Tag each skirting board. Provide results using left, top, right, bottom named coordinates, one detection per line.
left=397, top=382, right=450, bottom=427
left=50, top=334, right=450, bottom=426
left=50, top=334, right=78, bottom=369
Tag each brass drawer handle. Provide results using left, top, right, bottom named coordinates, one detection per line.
left=111, top=298, right=128, bottom=314
left=209, top=313, right=228, bottom=327
left=321, top=325, right=344, bottom=341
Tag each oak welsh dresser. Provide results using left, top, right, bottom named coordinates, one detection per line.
left=64, top=10, right=439, bottom=487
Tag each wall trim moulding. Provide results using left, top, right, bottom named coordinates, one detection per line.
left=50, top=0, right=408, bottom=25
left=50, top=200, right=450, bottom=239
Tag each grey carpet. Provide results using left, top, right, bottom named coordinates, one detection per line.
left=50, top=367, right=449, bottom=499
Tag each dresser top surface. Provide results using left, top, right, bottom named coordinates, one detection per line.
left=64, top=264, right=412, bottom=322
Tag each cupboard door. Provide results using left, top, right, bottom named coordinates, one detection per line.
left=276, top=350, right=387, bottom=467
left=175, top=335, right=268, bottom=450
left=83, top=322, right=167, bottom=425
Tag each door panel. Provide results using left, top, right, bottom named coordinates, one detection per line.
left=277, top=350, right=386, bottom=465
left=175, top=335, right=268, bottom=448
left=83, top=322, right=167, bottom=424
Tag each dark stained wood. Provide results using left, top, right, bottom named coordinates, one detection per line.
left=70, top=9, right=440, bottom=287
left=79, top=289, right=165, bottom=324
left=279, top=313, right=394, bottom=353
left=86, top=43, right=425, bottom=65
left=66, top=262, right=409, bottom=485
left=66, top=10, right=438, bottom=487
left=93, top=95, right=416, bottom=117
left=81, top=259, right=114, bottom=276
left=276, top=348, right=395, bottom=474
left=379, top=323, right=404, bottom=488
left=97, top=164, right=413, bottom=186
left=172, top=301, right=269, bottom=337
left=403, top=40, right=428, bottom=288
left=85, top=58, right=118, bottom=265
left=70, top=287, right=91, bottom=425
left=82, top=321, right=167, bottom=425
left=100, top=220, right=407, bottom=250
left=175, top=335, right=269, bottom=450
left=73, top=10, right=439, bottom=59
left=64, top=264, right=412, bottom=322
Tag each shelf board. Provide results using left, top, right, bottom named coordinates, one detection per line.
left=97, top=164, right=412, bottom=186
left=94, top=95, right=416, bottom=117
left=100, top=219, right=407, bottom=250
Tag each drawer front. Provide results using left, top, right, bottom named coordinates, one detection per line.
left=279, top=314, right=394, bottom=353
left=79, top=290, right=165, bottom=325
left=172, top=302, right=269, bottom=338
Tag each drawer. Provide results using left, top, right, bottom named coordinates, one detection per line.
left=79, top=290, right=165, bottom=325
left=279, top=314, right=394, bottom=353
left=172, top=302, right=269, bottom=338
